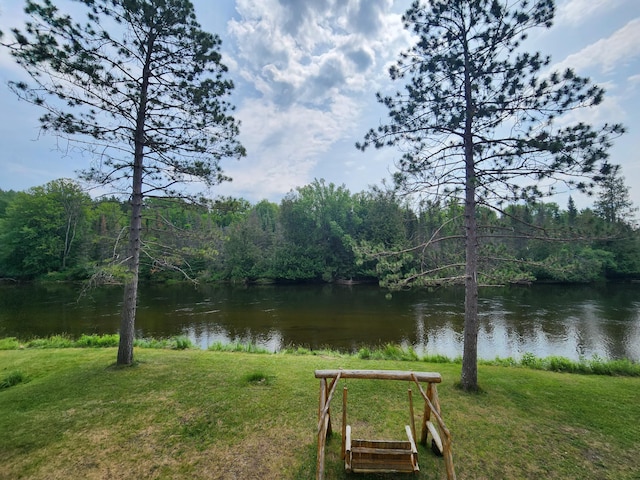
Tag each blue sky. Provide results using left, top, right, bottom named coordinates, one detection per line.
left=1, top=0, right=639, bottom=211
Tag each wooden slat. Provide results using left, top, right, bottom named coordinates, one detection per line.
left=426, top=421, right=443, bottom=453
left=345, top=425, right=352, bottom=472
left=350, top=462, right=418, bottom=472
left=405, top=424, right=418, bottom=454
left=346, top=428, right=419, bottom=474
left=351, top=446, right=412, bottom=455
left=315, top=369, right=442, bottom=383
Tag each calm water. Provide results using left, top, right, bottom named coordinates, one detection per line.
left=1, top=282, right=639, bottom=361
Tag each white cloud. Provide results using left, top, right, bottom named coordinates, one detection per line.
left=221, top=0, right=411, bottom=199
left=553, top=18, right=640, bottom=74
left=228, top=0, right=409, bottom=107
left=219, top=93, right=361, bottom=199
left=556, top=0, right=619, bottom=26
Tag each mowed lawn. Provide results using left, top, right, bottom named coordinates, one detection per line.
left=0, top=348, right=638, bottom=479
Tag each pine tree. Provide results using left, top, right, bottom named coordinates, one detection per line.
left=358, top=0, right=624, bottom=391
left=3, top=0, right=245, bottom=365
left=594, top=165, right=637, bottom=226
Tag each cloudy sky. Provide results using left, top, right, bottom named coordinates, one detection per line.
left=1, top=0, right=639, bottom=210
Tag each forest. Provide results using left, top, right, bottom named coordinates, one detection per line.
left=1, top=175, right=638, bottom=288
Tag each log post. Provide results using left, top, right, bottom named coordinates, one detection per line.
left=342, top=386, right=348, bottom=460
left=316, top=378, right=327, bottom=480
left=408, top=387, right=417, bottom=442
left=421, top=381, right=433, bottom=445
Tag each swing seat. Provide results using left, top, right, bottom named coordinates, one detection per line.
left=345, top=424, right=419, bottom=474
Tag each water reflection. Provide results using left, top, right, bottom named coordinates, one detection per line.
left=0, top=282, right=639, bottom=361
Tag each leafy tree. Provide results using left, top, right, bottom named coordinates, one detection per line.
left=0, top=190, right=18, bottom=218
left=208, top=197, right=252, bottom=227
left=358, top=0, right=623, bottom=391
left=0, top=179, right=90, bottom=277
left=89, top=198, right=129, bottom=266
left=3, top=0, right=245, bottom=365
left=353, top=190, right=411, bottom=280
left=224, top=204, right=280, bottom=282
left=279, top=179, right=358, bottom=282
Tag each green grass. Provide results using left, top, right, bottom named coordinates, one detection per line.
left=5, top=336, right=638, bottom=377
left=0, top=347, right=638, bottom=479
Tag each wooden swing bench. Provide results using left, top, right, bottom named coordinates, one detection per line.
left=345, top=424, right=419, bottom=474
left=315, top=369, right=456, bottom=480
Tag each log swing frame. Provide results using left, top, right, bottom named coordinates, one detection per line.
left=314, top=369, right=456, bottom=480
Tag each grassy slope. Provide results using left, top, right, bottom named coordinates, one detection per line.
left=0, top=348, right=638, bottom=480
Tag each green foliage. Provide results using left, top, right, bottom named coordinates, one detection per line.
left=357, top=344, right=419, bottom=361
left=0, top=178, right=638, bottom=284
left=536, top=246, right=615, bottom=282
left=0, top=338, right=21, bottom=350
left=75, top=334, right=119, bottom=348
left=208, top=341, right=271, bottom=354
left=0, top=334, right=195, bottom=350
left=0, top=371, right=25, bottom=390
left=278, top=179, right=360, bottom=282
left=482, top=352, right=640, bottom=376
left=26, top=335, right=76, bottom=349
left=172, top=336, right=194, bottom=350
left=133, top=337, right=173, bottom=349
left=0, top=180, right=91, bottom=278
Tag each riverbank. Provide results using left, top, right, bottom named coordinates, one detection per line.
left=1, top=348, right=638, bottom=479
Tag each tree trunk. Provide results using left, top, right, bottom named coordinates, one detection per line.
left=460, top=30, right=479, bottom=391
left=116, top=31, right=155, bottom=366
left=116, top=175, right=142, bottom=365
left=460, top=172, right=479, bottom=391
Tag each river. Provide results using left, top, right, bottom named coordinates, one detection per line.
left=1, top=282, right=638, bottom=361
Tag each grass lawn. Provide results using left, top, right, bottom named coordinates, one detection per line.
left=0, top=348, right=638, bottom=479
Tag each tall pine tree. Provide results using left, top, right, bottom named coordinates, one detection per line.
left=358, top=0, right=624, bottom=391
left=3, top=0, right=245, bottom=365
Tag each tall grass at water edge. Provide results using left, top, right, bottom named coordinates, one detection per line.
left=1, top=335, right=638, bottom=376
left=0, top=334, right=195, bottom=351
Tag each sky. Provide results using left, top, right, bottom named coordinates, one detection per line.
left=0, top=0, right=639, bottom=211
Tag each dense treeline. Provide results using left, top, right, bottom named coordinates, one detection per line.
left=0, top=177, right=638, bottom=286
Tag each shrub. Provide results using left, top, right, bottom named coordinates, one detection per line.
left=0, top=371, right=25, bottom=390
left=546, top=356, right=578, bottom=373
left=27, top=335, right=74, bottom=349
left=520, top=352, right=540, bottom=368
left=75, top=334, right=119, bottom=348
left=0, top=338, right=20, bottom=350
left=172, top=336, right=194, bottom=350
left=357, top=347, right=372, bottom=359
